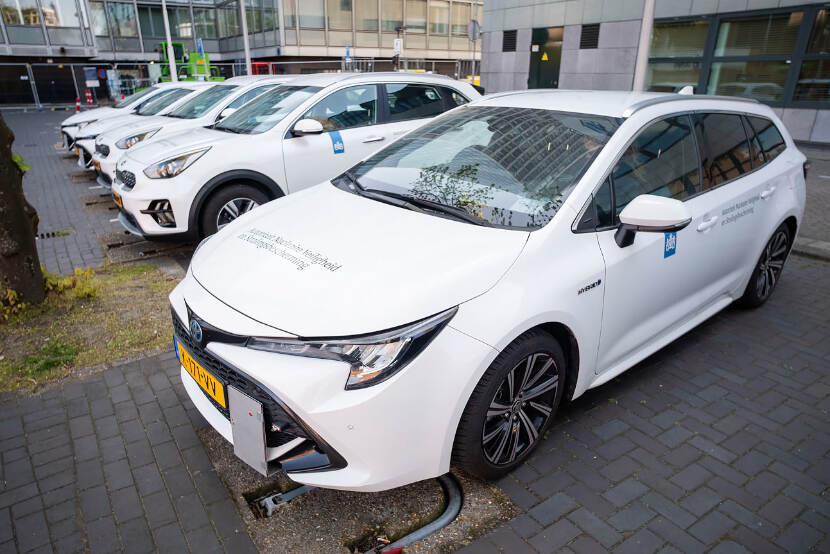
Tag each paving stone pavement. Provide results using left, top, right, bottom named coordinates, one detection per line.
left=0, top=352, right=258, bottom=553
left=460, top=254, right=830, bottom=554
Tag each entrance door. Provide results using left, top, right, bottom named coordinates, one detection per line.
left=528, top=27, right=563, bottom=89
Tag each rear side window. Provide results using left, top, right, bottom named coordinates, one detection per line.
left=303, top=85, right=377, bottom=131
left=228, top=84, right=276, bottom=109
left=612, top=115, right=700, bottom=216
left=742, top=115, right=765, bottom=168
left=440, top=87, right=470, bottom=107
left=746, top=116, right=786, bottom=163
left=692, top=113, right=752, bottom=190
left=385, top=83, right=446, bottom=123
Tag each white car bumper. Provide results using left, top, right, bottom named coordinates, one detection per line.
left=91, top=147, right=119, bottom=185
left=170, top=273, right=498, bottom=492
left=75, top=139, right=95, bottom=168
left=111, top=171, right=195, bottom=238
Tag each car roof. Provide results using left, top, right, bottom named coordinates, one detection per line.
left=224, top=75, right=296, bottom=85
left=285, top=71, right=458, bottom=88
left=474, top=89, right=761, bottom=118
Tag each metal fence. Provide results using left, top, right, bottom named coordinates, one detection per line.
left=0, top=58, right=477, bottom=109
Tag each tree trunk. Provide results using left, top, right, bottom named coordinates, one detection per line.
left=0, top=112, right=44, bottom=304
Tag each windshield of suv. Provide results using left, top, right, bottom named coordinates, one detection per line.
left=341, top=106, right=618, bottom=230
left=215, top=85, right=321, bottom=134
left=167, top=85, right=238, bottom=119
left=115, top=86, right=158, bottom=109
left=136, top=88, right=194, bottom=116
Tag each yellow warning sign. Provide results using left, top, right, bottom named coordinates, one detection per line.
left=541, top=52, right=549, bottom=61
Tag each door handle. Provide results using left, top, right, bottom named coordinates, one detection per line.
left=760, top=186, right=776, bottom=200
left=697, top=215, right=719, bottom=232
left=362, top=136, right=385, bottom=143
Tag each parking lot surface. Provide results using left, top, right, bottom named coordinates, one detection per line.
left=1, top=109, right=829, bottom=553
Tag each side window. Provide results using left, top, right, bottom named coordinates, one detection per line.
left=741, top=115, right=765, bottom=168
left=385, top=83, right=445, bottom=123
left=302, top=85, right=378, bottom=131
left=692, top=113, right=752, bottom=190
left=440, top=86, right=470, bottom=107
left=228, top=85, right=275, bottom=109
left=747, top=116, right=786, bottom=163
left=612, top=115, right=700, bottom=216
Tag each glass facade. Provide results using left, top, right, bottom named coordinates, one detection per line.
left=648, top=5, right=830, bottom=107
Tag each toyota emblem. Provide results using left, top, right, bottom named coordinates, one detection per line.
left=189, top=319, right=203, bottom=343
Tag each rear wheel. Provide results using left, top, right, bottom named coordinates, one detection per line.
left=199, top=183, right=269, bottom=237
left=452, top=330, right=566, bottom=480
left=737, top=223, right=791, bottom=308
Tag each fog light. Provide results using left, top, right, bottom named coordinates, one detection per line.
left=140, top=200, right=176, bottom=228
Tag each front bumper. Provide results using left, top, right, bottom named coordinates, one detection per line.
left=92, top=146, right=118, bottom=183
left=111, top=167, right=195, bottom=238
left=75, top=139, right=95, bottom=169
left=170, top=273, right=498, bottom=492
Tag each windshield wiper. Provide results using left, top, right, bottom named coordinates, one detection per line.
left=363, top=188, right=490, bottom=226
left=341, top=172, right=425, bottom=213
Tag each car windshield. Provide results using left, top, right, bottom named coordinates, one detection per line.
left=136, top=88, right=193, bottom=116
left=215, top=85, right=321, bottom=134
left=342, top=105, right=618, bottom=230
left=167, top=85, right=238, bottom=119
left=115, top=86, right=157, bottom=109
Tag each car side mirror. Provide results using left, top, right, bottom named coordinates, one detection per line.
left=218, top=107, right=236, bottom=120
left=291, top=118, right=324, bottom=137
left=615, top=194, right=692, bottom=248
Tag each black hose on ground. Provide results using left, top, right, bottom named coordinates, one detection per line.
left=369, top=472, right=464, bottom=553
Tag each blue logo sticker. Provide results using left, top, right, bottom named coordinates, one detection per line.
left=664, top=232, right=677, bottom=258
left=329, top=130, right=345, bottom=155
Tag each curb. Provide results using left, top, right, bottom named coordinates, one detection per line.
left=793, top=237, right=830, bottom=261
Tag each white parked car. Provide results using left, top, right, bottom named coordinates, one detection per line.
left=91, top=76, right=293, bottom=188
left=111, top=72, right=480, bottom=238
left=169, top=90, right=805, bottom=491
left=60, top=83, right=181, bottom=149
left=72, top=82, right=210, bottom=169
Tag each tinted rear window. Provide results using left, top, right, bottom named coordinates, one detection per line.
left=747, top=116, right=786, bottom=162
left=692, top=113, right=752, bottom=190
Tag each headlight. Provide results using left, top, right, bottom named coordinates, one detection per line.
left=143, top=148, right=210, bottom=179
left=116, top=129, right=159, bottom=149
left=247, top=307, right=457, bottom=390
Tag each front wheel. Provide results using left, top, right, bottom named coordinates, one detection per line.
left=199, top=184, right=270, bottom=237
left=737, top=223, right=791, bottom=308
left=452, top=330, right=566, bottom=481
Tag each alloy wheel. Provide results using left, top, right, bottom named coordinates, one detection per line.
left=216, top=197, right=260, bottom=230
left=482, top=352, right=558, bottom=466
left=754, top=229, right=788, bottom=300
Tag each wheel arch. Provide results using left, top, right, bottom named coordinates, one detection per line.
left=527, top=322, right=581, bottom=401
left=188, top=170, right=285, bottom=238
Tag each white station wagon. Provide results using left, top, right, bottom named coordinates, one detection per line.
left=169, top=90, right=805, bottom=492
left=111, top=72, right=480, bottom=238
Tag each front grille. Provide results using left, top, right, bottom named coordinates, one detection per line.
left=117, top=169, right=136, bottom=190
left=95, top=142, right=110, bottom=157
left=172, top=314, right=305, bottom=448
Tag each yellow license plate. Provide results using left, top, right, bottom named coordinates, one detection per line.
left=112, top=190, right=123, bottom=208
left=94, top=160, right=101, bottom=172
left=176, top=338, right=226, bottom=408
left=73, top=146, right=79, bottom=156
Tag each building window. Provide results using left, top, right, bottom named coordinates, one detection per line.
left=283, top=0, right=295, bottom=28
left=355, top=0, right=377, bottom=31
left=88, top=0, right=107, bottom=35
left=451, top=2, right=468, bottom=36
left=381, top=0, right=401, bottom=32
left=429, top=0, right=448, bottom=35
left=298, top=0, right=323, bottom=29
left=651, top=19, right=708, bottom=57
left=405, top=0, right=425, bottom=33
left=107, top=2, right=138, bottom=37
left=218, top=6, right=240, bottom=36
left=796, top=9, right=830, bottom=102
left=502, top=29, right=516, bottom=52
left=328, top=0, right=351, bottom=31
left=1, top=0, right=40, bottom=25
left=40, top=0, right=79, bottom=27
left=579, top=23, right=599, bottom=49
left=194, top=8, right=217, bottom=39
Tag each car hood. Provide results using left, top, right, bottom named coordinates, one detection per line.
left=77, top=114, right=143, bottom=138
left=191, top=184, right=529, bottom=337
left=62, top=107, right=118, bottom=126
left=98, top=115, right=170, bottom=144
left=126, top=126, right=233, bottom=165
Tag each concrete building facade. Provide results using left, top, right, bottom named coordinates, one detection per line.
left=480, top=0, right=830, bottom=143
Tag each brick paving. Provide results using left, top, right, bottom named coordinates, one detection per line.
left=1, top=110, right=829, bottom=553
left=0, top=353, right=258, bottom=553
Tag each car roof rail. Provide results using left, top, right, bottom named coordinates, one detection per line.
left=341, top=71, right=454, bottom=81
left=622, top=94, right=760, bottom=118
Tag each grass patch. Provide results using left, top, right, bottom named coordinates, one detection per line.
left=0, top=264, right=177, bottom=392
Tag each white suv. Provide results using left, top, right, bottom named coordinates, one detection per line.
left=111, top=72, right=480, bottom=239
left=91, top=76, right=293, bottom=188
left=170, top=90, right=805, bottom=492
left=72, top=82, right=210, bottom=169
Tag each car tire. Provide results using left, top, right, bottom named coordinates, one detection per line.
left=737, top=222, right=791, bottom=309
left=452, top=330, right=566, bottom=481
left=199, top=183, right=270, bottom=238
